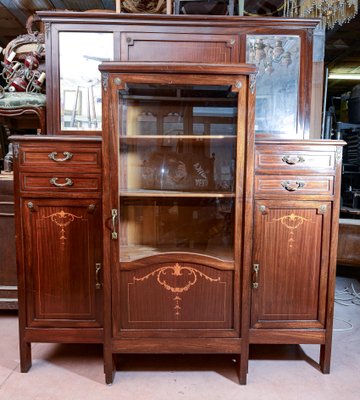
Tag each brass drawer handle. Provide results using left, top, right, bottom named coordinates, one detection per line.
left=48, top=151, right=73, bottom=162
left=50, top=177, right=73, bottom=187
left=281, top=180, right=305, bottom=191
left=282, top=155, right=305, bottom=165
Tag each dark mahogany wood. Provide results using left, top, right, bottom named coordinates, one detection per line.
left=101, top=63, right=256, bottom=385
left=251, top=139, right=345, bottom=375
left=11, top=136, right=104, bottom=373
left=10, top=12, right=346, bottom=387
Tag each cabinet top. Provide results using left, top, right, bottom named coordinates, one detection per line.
left=98, top=62, right=257, bottom=76
left=37, top=11, right=320, bottom=29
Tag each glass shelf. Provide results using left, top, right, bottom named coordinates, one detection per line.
left=120, top=135, right=237, bottom=140
left=120, top=245, right=235, bottom=264
left=120, top=190, right=235, bottom=198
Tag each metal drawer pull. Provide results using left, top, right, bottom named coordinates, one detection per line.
left=111, top=209, right=118, bottom=240
left=50, top=177, right=73, bottom=187
left=95, top=263, right=102, bottom=289
left=282, top=155, right=305, bottom=165
left=281, top=180, right=305, bottom=191
left=48, top=151, right=73, bottom=162
left=252, top=264, right=259, bottom=289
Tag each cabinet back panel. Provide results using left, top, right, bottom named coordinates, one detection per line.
left=121, top=33, right=238, bottom=63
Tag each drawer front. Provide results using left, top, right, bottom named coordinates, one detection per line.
left=255, top=146, right=336, bottom=173
left=19, top=145, right=101, bottom=171
left=255, top=175, right=334, bottom=196
left=20, top=173, right=101, bottom=192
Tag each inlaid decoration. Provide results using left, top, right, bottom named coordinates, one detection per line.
left=43, top=210, right=83, bottom=244
left=133, top=263, right=221, bottom=318
left=272, top=213, right=312, bottom=248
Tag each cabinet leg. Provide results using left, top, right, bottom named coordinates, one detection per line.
left=320, top=344, right=331, bottom=374
left=237, top=354, right=248, bottom=385
left=104, top=351, right=116, bottom=385
left=19, top=341, right=32, bottom=372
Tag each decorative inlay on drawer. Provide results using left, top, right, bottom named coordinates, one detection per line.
left=19, top=146, right=101, bottom=170
left=20, top=173, right=101, bottom=192
left=255, top=147, right=336, bottom=172
left=255, top=175, right=334, bottom=196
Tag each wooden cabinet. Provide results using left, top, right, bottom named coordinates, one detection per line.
left=10, top=13, right=344, bottom=386
left=250, top=140, right=344, bottom=373
left=11, top=136, right=103, bottom=372
left=100, top=62, right=256, bottom=384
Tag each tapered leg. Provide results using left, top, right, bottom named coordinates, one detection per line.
left=238, top=354, right=248, bottom=385
left=104, top=350, right=116, bottom=385
left=320, top=343, right=331, bottom=374
left=19, top=340, right=32, bottom=372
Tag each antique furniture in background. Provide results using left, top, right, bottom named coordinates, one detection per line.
left=0, top=14, right=46, bottom=135
left=337, top=218, right=360, bottom=267
left=11, top=11, right=344, bottom=385
left=0, top=172, right=17, bottom=309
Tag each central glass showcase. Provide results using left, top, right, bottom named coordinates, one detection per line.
left=118, top=83, right=238, bottom=263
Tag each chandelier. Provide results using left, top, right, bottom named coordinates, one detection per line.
left=284, top=1, right=359, bottom=29
left=247, top=38, right=292, bottom=75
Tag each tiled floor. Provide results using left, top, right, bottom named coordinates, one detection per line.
left=0, top=277, right=359, bottom=400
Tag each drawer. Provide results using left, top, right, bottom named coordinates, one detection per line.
left=255, top=146, right=336, bottom=173
left=20, top=173, right=101, bottom=192
left=18, top=144, right=101, bottom=172
left=255, top=175, right=334, bottom=196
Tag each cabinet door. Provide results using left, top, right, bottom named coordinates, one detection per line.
left=251, top=200, right=331, bottom=329
left=22, top=198, right=102, bottom=328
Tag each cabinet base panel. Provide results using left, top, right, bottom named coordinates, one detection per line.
left=24, top=328, right=104, bottom=343
left=249, top=329, right=326, bottom=344
left=111, top=338, right=243, bottom=353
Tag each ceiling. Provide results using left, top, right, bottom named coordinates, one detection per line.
left=0, top=0, right=360, bottom=100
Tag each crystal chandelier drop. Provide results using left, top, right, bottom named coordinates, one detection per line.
left=247, top=38, right=292, bottom=75
left=284, top=1, right=359, bottom=29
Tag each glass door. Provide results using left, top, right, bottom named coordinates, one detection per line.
left=118, top=83, right=238, bottom=264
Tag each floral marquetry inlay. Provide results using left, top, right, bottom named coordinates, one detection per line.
left=43, top=210, right=83, bottom=244
left=272, top=213, right=312, bottom=248
left=133, top=263, right=221, bottom=318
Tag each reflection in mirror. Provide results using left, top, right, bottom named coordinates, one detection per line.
left=246, top=35, right=300, bottom=135
left=59, top=32, right=113, bottom=131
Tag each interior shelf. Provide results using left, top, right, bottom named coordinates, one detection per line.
left=119, top=189, right=235, bottom=198
left=120, top=135, right=236, bottom=140
left=120, top=244, right=235, bottom=264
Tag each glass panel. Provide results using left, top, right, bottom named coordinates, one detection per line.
left=246, top=35, right=300, bottom=135
left=120, top=84, right=237, bottom=137
left=59, top=32, right=113, bottom=131
left=120, top=137, right=236, bottom=193
left=120, top=197, right=235, bottom=262
left=118, top=83, right=238, bottom=262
